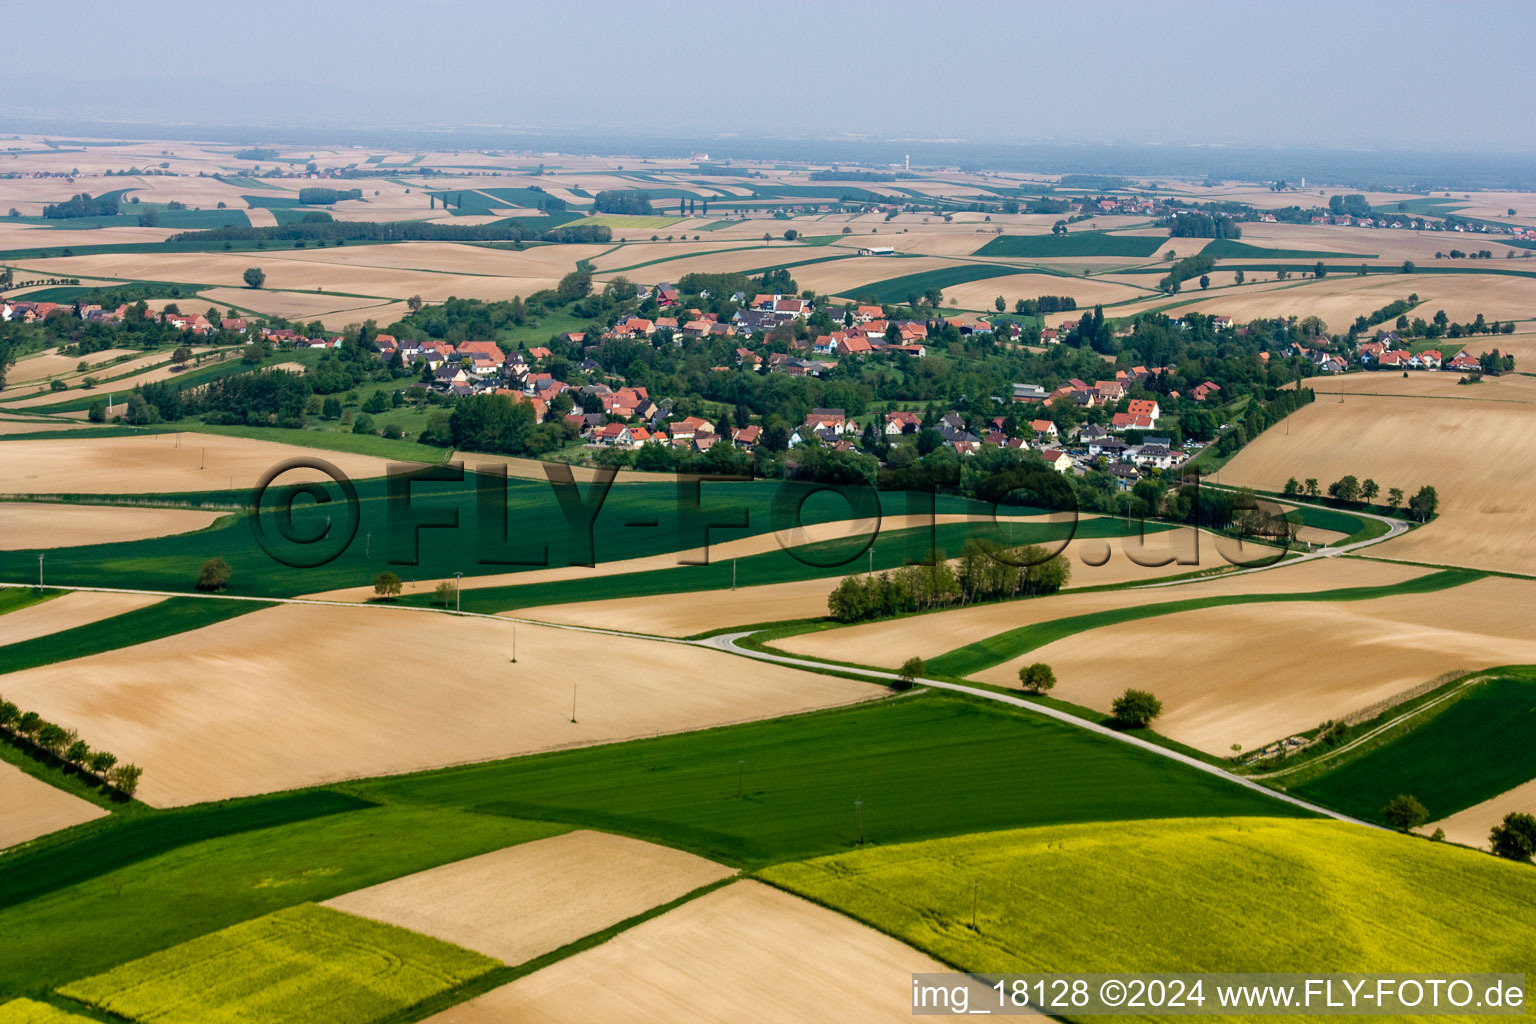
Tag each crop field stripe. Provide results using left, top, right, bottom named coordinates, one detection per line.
left=355, top=689, right=1309, bottom=869
left=973, top=233, right=1167, bottom=258
left=1, top=481, right=981, bottom=599
left=924, top=568, right=1483, bottom=677
left=1199, top=239, right=1375, bottom=259
left=1291, top=673, right=1536, bottom=822
left=421, top=515, right=1173, bottom=615
left=758, top=817, right=1536, bottom=980
left=0, top=791, right=375, bottom=911
left=0, top=807, right=566, bottom=1000
left=840, top=262, right=1031, bottom=303
left=57, top=902, right=500, bottom=1024
left=0, top=597, right=268, bottom=676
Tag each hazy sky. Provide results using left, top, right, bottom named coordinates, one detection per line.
left=6, top=0, right=1535, bottom=151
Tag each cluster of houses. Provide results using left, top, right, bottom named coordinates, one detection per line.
left=1280, top=330, right=1485, bottom=375
left=1, top=299, right=248, bottom=335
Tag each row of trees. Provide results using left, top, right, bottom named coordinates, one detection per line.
left=169, top=218, right=612, bottom=246
left=1158, top=253, right=1215, bottom=294
left=0, top=695, right=142, bottom=797
left=827, top=541, right=1071, bottom=622
left=43, top=192, right=120, bottom=218
left=1282, top=477, right=1438, bottom=521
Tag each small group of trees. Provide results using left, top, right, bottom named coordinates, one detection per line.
left=197, top=557, right=231, bottom=591
left=1283, top=477, right=1437, bottom=520
left=826, top=542, right=1071, bottom=623
left=0, top=696, right=142, bottom=797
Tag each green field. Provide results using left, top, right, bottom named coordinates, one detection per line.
left=0, top=801, right=561, bottom=999
left=0, top=588, right=60, bottom=617
left=0, top=999, right=94, bottom=1023
left=924, top=568, right=1481, bottom=678
left=574, top=213, right=687, bottom=230
left=762, top=817, right=1536, bottom=980
left=0, top=480, right=980, bottom=599
left=0, top=597, right=263, bottom=675
left=59, top=903, right=498, bottom=1024
left=1200, top=239, right=1373, bottom=260
left=1292, top=675, right=1536, bottom=824
left=357, top=691, right=1307, bottom=868
left=973, top=233, right=1167, bottom=258
left=405, top=514, right=1170, bottom=616
left=842, top=262, right=1028, bottom=304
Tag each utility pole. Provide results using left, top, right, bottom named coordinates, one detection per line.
left=37, top=552, right=44, bottom=589
left=571, top=682, right=578, bottom=723
left=732, top=558, right=737, bottom=590
left=200, top=447, right=205, bottom=470
left=453, top=571, right=463, bottom=613
left=868, top=547, right=874, bottom=575
left=511, top=624, right=517, bottom=663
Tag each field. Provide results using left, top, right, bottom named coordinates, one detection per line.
left=358, top=691, right=1305, bottom=869
left=323, top=830, right=733, bottom=965
left=58, top=902, right=499, bottom=1024
left=761, top=818, right=1536, bottom=980
left=568, top=213, right=685, bottom=230
left=1223, top=372, right=1536, bottom=574
left=0, top=762, right=107, bottom=851
left=974, top=232, right=1170, bottom=258
left=0, top=1000, right=95, bottom=1023
left=1292, top=675, right=1536, bottom=824
left=499, top=515, right=1194, bottom=633
left=0, top=502, right=224, bottom=549
left=0, top=802, right=564, bottom=1000
left=1426, top=777, right=1536, bottom=850
left=777, top=556, right=1431, bottom=667
left=0, top=433, right=401, bottom=495
left=970, top=575, right=1536, bottom=754
left=0, top=602, right=880, bottom=806
left=936, top=270, right=1146, bottom=311
left=424, top=881, right=948, bottom=1024
left=0, top=590, right=162, bottom=644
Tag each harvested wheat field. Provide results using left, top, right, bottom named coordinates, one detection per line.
left=0, top=502, right=226, bottom=549
left=778, top=556, right=1428, bottom=666
left=0, top=433, right=405, bottom=495
left=975, top=575, right=1536, bottom=755
left=940, top=272, right=1145, bottom=311
left=303, top=512, right=987, bottom=602
left=1223, top=374, right=1536, bottom=573
left=0, top=762, right=108, bottom=851
left=1169, top=272, right=1536, bottom=330
left=0, top=418, right=93, bottom=435
left=1, top=590, right=162, bottom=645
left=1421, top=778, right=1536, bottom=851
left=197, top=287, right=397, bottom=323
left=7, top=348, right=142, bottom=385
left=324, top=830, right=733, bottom=965
left=525, top=576, right=843, bottom=636
left=793, top=256, right=962, bottom=297
left=0, top=602, right=879, bottom=806
left=423, top=881, right=945, bottom=1024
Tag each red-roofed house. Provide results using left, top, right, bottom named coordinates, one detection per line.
left=1126, top=398, right=1160, bottom=423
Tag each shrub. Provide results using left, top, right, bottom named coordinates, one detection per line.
left=1489, top=811, right=1536, bottom=863
left=433, top=580, right=457, bottom=607
left=1111, top=688, right=1163, bottom=728
left=1018, top=662, right=1056, bottom=694
left=895, top=657, right=925, bottom=691
left=373, top=571, right=403, bottom=599
left=197, top=557, right=231, bottom=592
left=1382, top=794, right=1429, bottom=831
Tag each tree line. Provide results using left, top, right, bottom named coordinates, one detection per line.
left=828, top=540, right=1071, bottom=622
left=298, top=187, right=363, bottom=205
left=0, top=694, right=142, bottom=797
left=43, top=193, right=121, bottom=219
left=593, top=190, right=655, bottom=215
